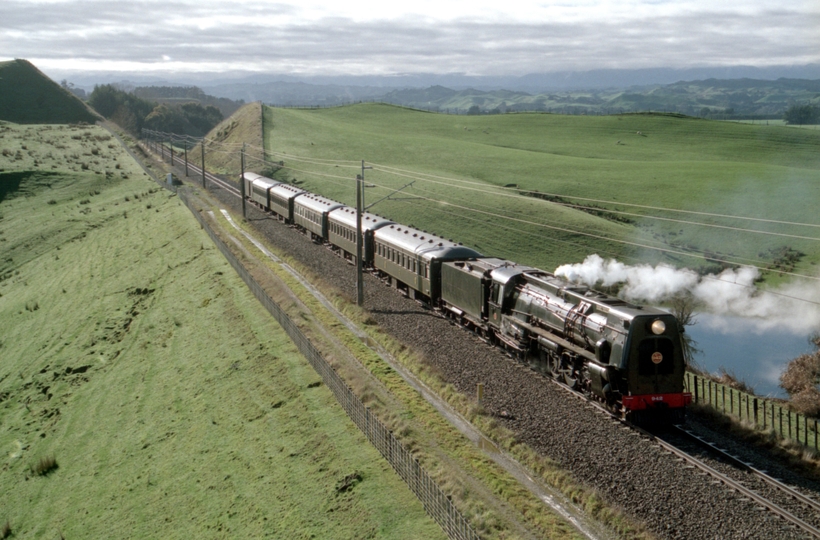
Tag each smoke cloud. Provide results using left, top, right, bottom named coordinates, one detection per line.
left=555, top=254, right=820, bottom=334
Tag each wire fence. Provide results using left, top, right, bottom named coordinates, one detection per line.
left=686, top=372, right=819, bottom=451
left=175, top=188, right=479, bottom=540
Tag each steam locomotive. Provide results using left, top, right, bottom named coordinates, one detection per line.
left=241, top=172, right=692, bottom=423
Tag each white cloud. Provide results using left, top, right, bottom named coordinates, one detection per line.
left=1, top=0, right=818, bottom=75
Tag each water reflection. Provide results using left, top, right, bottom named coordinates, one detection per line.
left=685, top=313, right=815, bottom=398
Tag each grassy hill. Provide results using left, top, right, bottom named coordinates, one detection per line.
left=188, top=101, right=264, bottom=175
left=0, top=122, right=442, bottom=539
left=256, top=103, right=820, bottom=278
left=0, top=59, right=99, bottom=124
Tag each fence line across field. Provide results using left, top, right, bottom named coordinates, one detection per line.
left=175, top=189, right=479, bottom=540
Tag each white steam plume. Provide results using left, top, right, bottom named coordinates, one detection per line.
left=554, top=254, right=820, bottom=334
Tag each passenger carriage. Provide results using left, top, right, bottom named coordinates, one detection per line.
left=327, top=207, right=393, bottom=265
left=292, top=192, right=345, bottom=241
left=249, top=176, right=280, bottom=208
left=268, top=183, right=306, bottom=223
left=240, top=172, right=264, bottom=198
left=373, top=224, right=481, bottom=302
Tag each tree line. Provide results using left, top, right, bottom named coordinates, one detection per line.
left=784, top=103, right=820, bottom=125
left=88, top=84, right=224, bottom=137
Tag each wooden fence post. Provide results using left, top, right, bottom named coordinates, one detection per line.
left=754, top=398, right=758, bottom=426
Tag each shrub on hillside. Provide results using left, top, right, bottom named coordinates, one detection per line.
left=780, top=337, right=820, bottom=417
left=89, top=84, right=224, bottom=137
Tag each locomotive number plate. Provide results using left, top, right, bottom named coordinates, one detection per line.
left=651, top=352, right=663, bottom=364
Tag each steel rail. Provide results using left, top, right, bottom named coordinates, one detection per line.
left=637, top=424, right=820, bottom=538
left=671, top=424, right=820, bottom=516
left=531, top=375, right=820, bottom=538
left=142, top=142, right=241, bottom=197
left=171, top=154, right=241, bottom=197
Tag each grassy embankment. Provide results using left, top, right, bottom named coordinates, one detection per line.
left=0, top=122, right=444, bottom=539
left=259, top=104, right=820, bottom=282
left=187, top=102, right=264, bottom=177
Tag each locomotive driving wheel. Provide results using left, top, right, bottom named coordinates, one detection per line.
left=562, top=369, right=579, bottom=391
left=549, top=352, right=579, bottom=390
left=548, top=354, right=561, bottom=380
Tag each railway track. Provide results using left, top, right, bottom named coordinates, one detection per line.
left=540, top=366, right=820, bottom=538
left=144, top=139, right=820, bottom=538
left=142, top=142, right=241, bottom=197
left=653, top=425, right=820, bottom=538
left=441, top=308, right=820, bottom=539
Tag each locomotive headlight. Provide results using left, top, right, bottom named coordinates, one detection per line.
left=651, top=320, right=666, bottom=335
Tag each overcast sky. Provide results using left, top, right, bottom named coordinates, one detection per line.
left=2, top=0, right=819, bottom=78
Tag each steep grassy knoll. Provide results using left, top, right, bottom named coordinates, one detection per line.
left=0, top=60, right=99, bottom=124
left=188, top=102, right=264, bottom=175
left=262, top=104, right=820, bottom=277
left=0, top=123, right=443, bottom=539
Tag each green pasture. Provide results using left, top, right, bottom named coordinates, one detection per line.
left=0, top=123, right=442, bottom=539
left=262, top=104, right=820, bottom=277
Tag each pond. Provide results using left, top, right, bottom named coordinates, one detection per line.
left=685, top=313, right=816, bottom=399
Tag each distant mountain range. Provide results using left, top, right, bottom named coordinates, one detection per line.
left=37, top=63, right=820, bottom=118
left=189, top=77, right=820, bottom=117
left=55, top=64, right=820, bottom=93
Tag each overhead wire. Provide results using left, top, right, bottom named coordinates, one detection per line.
left=142, top=130, right=820, bottom=306
left=195, top=135, right=820, bottom=277
left=371, top=189, right=820, bottom=307
left=360, top=175, right=820, bottom=283
left=370, top=161, right=820, bottom=230
left=243, top=154, right=355, bottom=182
left=370, top=164, right=820, bottom=242
left=392, top=174, right=820, bottom=271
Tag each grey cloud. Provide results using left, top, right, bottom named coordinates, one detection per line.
left=1, top=2, right=818, bottom=74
